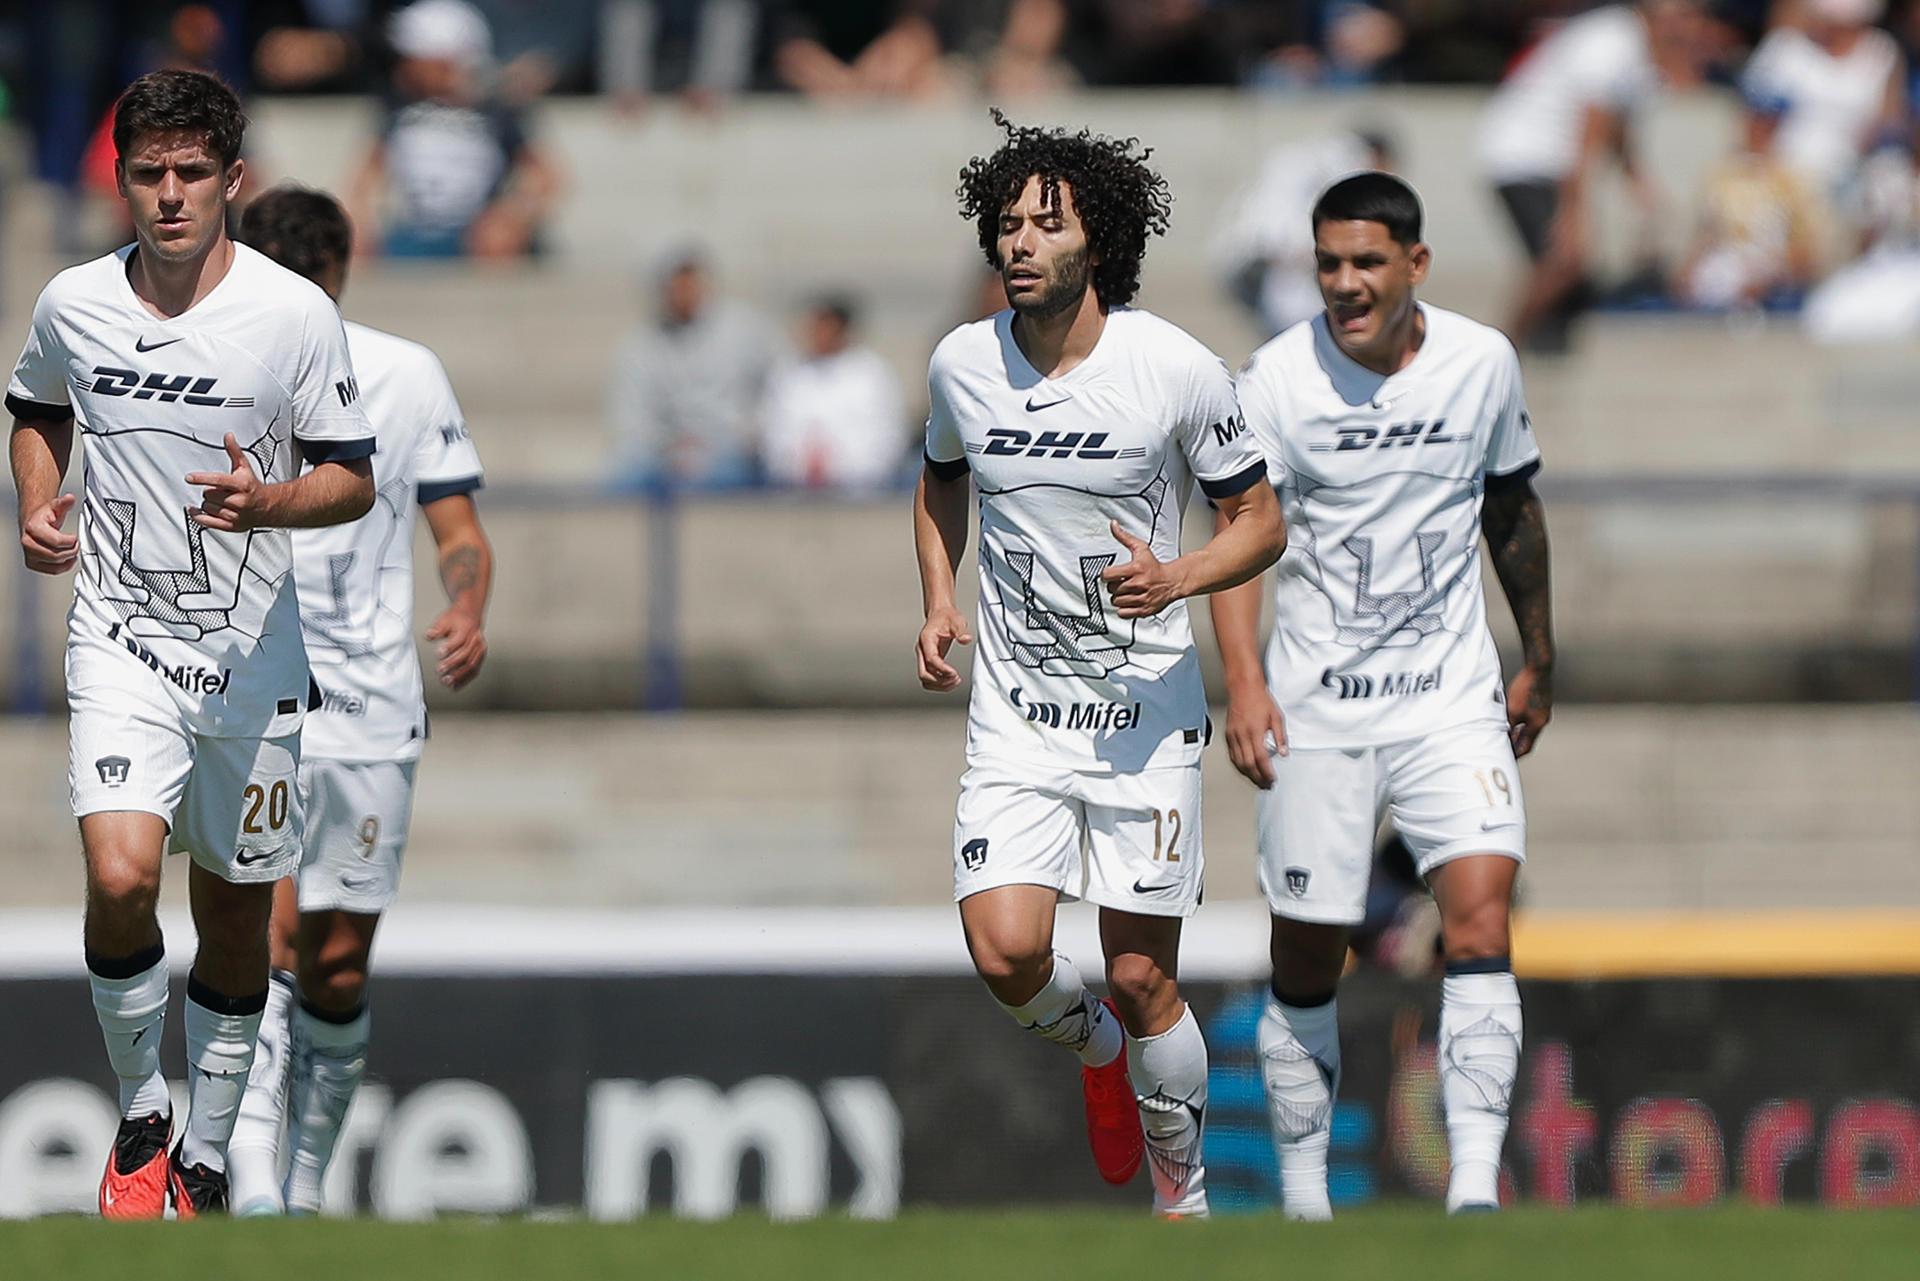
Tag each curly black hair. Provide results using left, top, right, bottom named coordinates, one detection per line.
left=956, top=110, right=1171, bottom=309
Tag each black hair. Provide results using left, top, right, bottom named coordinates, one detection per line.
left=237, top=185, right=353, bottom=283
left=811, top=293, right=858, bottom=330
left=1313, top=171, right=1423, bottom=247
left=112, top=69, right=247, bottom=168
left=955, top=109, right=1171, bottom=309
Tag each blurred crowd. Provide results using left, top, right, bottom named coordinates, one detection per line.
left=5, top=1, right=1920, bottom=486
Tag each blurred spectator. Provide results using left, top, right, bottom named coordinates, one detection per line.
left=761, top=296, right=908, bottom=492
left=250, top=1, right=376, bottom=92
left=1479, top=0, right=1710, bottom=352
left=1803, top=137, right=1920, bottom=340
left=1673, top=97, right=1823, bottom=309
left=598, top=0, right=761, bottom=111
left=1741, top=0, right=1907, bottom=206
left=770, top=0, right=957, bottom=98
left=608, top=251, right=778, bottom=489
left=347, top=0, right=563, bottom=259
left=1063, top=0, right=1239, bottom=87
left=1212, top=127, right=1396, bottom=338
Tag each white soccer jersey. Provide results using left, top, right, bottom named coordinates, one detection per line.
left=296, top=321, right=484, bottom=763
left=1238, top=304, right=1540, bottom=749
left=8, top=244, right=373, bottom=738
left=926, top=307, right=1267, bottom=774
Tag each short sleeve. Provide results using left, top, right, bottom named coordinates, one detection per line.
left=6, top=285, right=75, bottom=422
left=1486, top=344, right=1542, bottom=481
left=291, top=298, right=375, bottom=461
left=1171, top=349, right=1266, bottom=500
left=412, top=352, right=485, bottom=504
left=923, top=341, right=967, bottom=480
left=1233, top=350, right=1291, bottom=491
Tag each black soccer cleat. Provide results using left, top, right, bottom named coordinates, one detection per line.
left=167, top=1145, right=229, bottom=1219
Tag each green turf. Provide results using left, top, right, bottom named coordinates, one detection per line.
left=5, top=1207, right=1918, bottom=1281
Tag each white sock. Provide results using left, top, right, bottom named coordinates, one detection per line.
left=998, top=953, right=1124, bottom=1069
left=1128, top=1004, right=1209, bottom=1217
left=1439, top=970, right=1522, bottom=1213
left=180, top=979, right=267, bottom=1173
left=1258, top=994, right=1340, bottom=1221
left=283, top=1000, right=371, bottom=1214
left=88, top=946, right=172, bottom=1121
left=228, top=970, right=296, bottom=1213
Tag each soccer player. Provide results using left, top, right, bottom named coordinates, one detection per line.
left=915, top=115, right=1286, bottom=1218
left=1211, top=172, right=1554, bottom=1218
left=8, top=71, right=376, bottom=1218
left=223, top=185, right=491, bottom=1216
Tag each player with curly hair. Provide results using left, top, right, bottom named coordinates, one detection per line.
left=914, top=114, right=1286, bottom=1217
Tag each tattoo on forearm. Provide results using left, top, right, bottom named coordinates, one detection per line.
left=441, top=545, right=482, bottom=600
left=1487, top=492, right=1554, bottom=671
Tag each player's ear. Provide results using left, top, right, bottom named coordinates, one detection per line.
left=1407, top=241, right=1431, bottom=287
left=223, top=157, right=246, bottom=204
left=113, top=159, right=129, bottom=202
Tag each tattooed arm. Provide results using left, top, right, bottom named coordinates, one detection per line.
left=421, top=493, right=494, bottom=690
left=1482, top=468, right=1553, bottom=756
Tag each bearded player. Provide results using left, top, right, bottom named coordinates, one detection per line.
left=915, top=114, right=1285, bottom=1218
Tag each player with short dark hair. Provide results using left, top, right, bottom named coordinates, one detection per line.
left=1213, top=171, right=1554, bottom=1218
left=8, top=69, right=376, bottom=1218
left=917, top=114, right=1286, bottom=1217
left=224, top=184, right=492, bottom=1216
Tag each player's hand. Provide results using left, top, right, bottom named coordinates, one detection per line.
left=426, top=607, right=488, bottom=690
left=1101, top=522, right=1187, bottom=619
left=1224, top=684, right=1287, bottom=788
left=1506, top=664, right=1552, bottom=758
left=186, top=434, right=265, bottom=532
left=916, top=605, right=972, bottom=692
left=20, top=493, right=79, bottom=574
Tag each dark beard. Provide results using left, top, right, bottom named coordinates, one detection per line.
left=1005, top=246, right=1093, bottom=319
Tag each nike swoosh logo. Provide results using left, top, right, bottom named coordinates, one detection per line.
left=1025, top=395, right=1070, bottom=411
left=1479, top=821, right=1518, bottom=832
left=234, top=846, right=287, bottom=866
left=134, top=336, right=184, bottom=352
left=1132, top=877, right=1181, bottom=895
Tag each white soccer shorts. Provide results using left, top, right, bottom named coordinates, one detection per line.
left=952, top=761, right=1204, bottom=918
left=296, top=757, right=418, bottom=915
left=1256, top=719, right=1526, bottom=925
left=69, top=671, right=301, bottom=885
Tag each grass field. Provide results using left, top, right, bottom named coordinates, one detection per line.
left=5, top=1208, right=1919, bottom=1281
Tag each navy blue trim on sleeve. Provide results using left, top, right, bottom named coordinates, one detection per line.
left=1198, top=460, right=1268, bottom=501
left=417, top=476, right=484, bottom=506
left=6, top=394, right=73, bottom=423
left=296, top=436, right=377, bottom=465
left=1485, top=459, right=1541, bottom=492
left=924, top=451, right=969, bottom=482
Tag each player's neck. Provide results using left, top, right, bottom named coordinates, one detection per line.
left=1010, top=289, right=1106, bottom=380
left=1345, top=300, right=1425, bottom=377
left=127, top=232, right=236, bottom=321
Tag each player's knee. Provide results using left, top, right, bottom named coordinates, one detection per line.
left=86, top=856, right=160, bottom=922
left=968, top=936, right=1051, bottom=996
left=1269, top=924, right=1346, bottom=1000
left=1105, top=952, right=1174, bottom=1018
left=302, top=960, right=367, bottom=1012
left=1440, top=897, right=1511, bottom=962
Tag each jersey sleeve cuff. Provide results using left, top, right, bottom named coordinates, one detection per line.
left=6, top=393, right=73, bottom=423
left=1485, top=458, right=1541, bottom=489
left=1198, top=459, right=1268, bottom=500
left=924, top=451, right=969, bottom=482
left=418, top=475, right=484, bottom=505
left=296, top=435, right=377, bottom=464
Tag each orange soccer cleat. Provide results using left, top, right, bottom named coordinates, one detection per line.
left=1080, top=998, right=1145, bottom=1185
left=99, top=1112, right=172, bottom=1220
left=167, top=1146, right=228, bottom=1220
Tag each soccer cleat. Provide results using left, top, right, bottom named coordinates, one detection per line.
left=1080, top=998, right=1144, bottom=1185
left=99, top=1112, right=172, bottom=1220
left=167, top=1146, right=229, bottom=1220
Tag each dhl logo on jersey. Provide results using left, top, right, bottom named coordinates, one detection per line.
left=87, top=366, right=254, bottom=408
